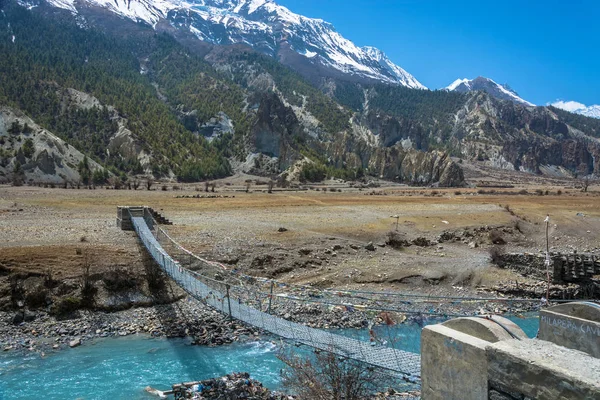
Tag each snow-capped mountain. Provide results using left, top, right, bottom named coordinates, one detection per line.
left=444, top=76, right=534, bottom=107
left=550, top=101, right=600, bottom=119
left=44, top=0, right=426, bottom=88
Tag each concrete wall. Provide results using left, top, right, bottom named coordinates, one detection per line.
left=539, top=302, right=600, bottom=358
left=421, top=316, right=526, bottom=400
left=421, top=304, right=600, bottom=400
left=421, top=324, right=489, bottom=400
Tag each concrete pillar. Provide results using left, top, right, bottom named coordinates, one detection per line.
left=421, top=316, right=526, bottom=400
left=538, top=301, right=600, bottom=358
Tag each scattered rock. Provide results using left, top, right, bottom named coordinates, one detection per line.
left=365, top=242, right=376, bottom=251
left=69, top=337, right=81, bottom=348
left=412, top=237, right=433, bottom=247
left=468, top=241, right=479, bottom=249
left=11, top=312, right=24, bottom=325
left=278, top=227, right=288, bottom=232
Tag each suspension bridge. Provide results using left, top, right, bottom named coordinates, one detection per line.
left=118, top=206, right=545, bottom=382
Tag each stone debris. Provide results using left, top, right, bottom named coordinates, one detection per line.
left=171, top=373, right=293, bottom=400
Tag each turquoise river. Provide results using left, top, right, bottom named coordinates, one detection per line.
left=0, top=316, right=539, bottom=400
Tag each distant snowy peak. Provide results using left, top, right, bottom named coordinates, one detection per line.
left=43, top=0, right=425, bottom=88
left=444, top=76, right=534, bottom=107
left=550, top=101, right=600, bottom=119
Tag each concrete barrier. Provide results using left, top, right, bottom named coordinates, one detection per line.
left=421, top=316, right=525, bottom=400
left=421, top=307, right=600, bottom=400
left=539, top=301, right=600, bottom=358
left=487, top=339, right=600, bottom=400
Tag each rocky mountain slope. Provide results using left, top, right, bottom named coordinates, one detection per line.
left=0, top=106, right=105, bottom=184
left=1, top=0, right=599, bottom=187
left=445, top=76, right=534, bottom=106
left=41, top=0, right=425, bottom=88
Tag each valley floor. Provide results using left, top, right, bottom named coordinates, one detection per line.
left=1, top=181, right=599, bottom=299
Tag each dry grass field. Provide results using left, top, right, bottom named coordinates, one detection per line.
left=1, top=182, right=599, bottom=297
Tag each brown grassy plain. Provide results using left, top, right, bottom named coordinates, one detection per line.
left=1, top=183, right=599, bottom=296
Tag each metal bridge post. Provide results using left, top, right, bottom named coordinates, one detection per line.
left=226, top=284, right=232, bottom=320
left=267, top=281, right=274, bottom=314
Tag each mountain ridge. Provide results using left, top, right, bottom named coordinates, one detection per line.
left=550, top=101, right=600, bottom=119
left=42, top=0, right=426, bottom=88
left=2, top=0, right=600, bottom=188
left=445, top=76, right=534, bottom=107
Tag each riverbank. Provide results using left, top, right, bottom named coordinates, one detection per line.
left=0, top=298, right=258, bottom=353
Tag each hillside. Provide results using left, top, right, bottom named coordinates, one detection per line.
left=1, top=0, right=599, bottom=187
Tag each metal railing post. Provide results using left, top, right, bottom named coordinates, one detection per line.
left=267, top=281, right=274, bottom=314
left=226, top=284, right=232, bottom=320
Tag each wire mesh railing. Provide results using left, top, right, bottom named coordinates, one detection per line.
left=131, top=216, right=422, bottom=379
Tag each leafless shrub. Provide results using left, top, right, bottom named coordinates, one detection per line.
left=80, top=253, right=97, bottom=308
left=44, top=268, right=56, bottom=289
left=80, top=236, right=88, bottom=243
left=132, top=180, right=140, bottom=190
left=277, top=348, right=384, bottom=400
left=489, top=246, right=505, bottom=267
left=146, top=180, right=153, bottom=191
left=386, top=231, right=410, bottom=249
left=25, top=285, right=48, bottom=309
left=10, top=276, right=25, bottom=308
left=489, top=230, right=506, bottom=245
left=53, top=297, right=81, bottom=316
left=102, top=267, right=138, bottom=292
left=161, top=185, right=168, bottom=191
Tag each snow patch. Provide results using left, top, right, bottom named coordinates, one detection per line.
left=38, top=0, right=425, bottom=88
left=446, top=78, right=471, bottom=91
left=550, top=100, right=600, bottom=119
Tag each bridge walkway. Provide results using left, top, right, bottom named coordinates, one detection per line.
left=130, top=216, right=421, bottom=378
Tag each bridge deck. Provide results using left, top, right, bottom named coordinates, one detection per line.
left=131, top=216, right=421, bottom=378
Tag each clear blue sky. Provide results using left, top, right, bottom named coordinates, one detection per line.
left=277, top=0, right=599, bottom=106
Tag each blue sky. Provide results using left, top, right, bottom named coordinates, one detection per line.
left=278, top=0, right=599, bottom=106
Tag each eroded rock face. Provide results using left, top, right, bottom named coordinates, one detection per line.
left=245, top=91, right=465, bottom=186
left=249, top=92, right=303, bottom=170
left=456, top=94, right=600, bottom=176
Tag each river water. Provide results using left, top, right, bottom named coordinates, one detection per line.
left=0, top=316, right=539, bottom=400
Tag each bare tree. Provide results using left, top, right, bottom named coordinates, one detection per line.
left=268, top=180, right=274, bottom=194
left=277, top=349, right=384, bottom=400
left=80, top=252, right=97, bottom=308
left=146, top=180, right=153, bottom=191
left=582, top=177, right=590, bottom=193
left=205, top=181, right=210, bottom=193
left=132, top=180, right=140, bottom=190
